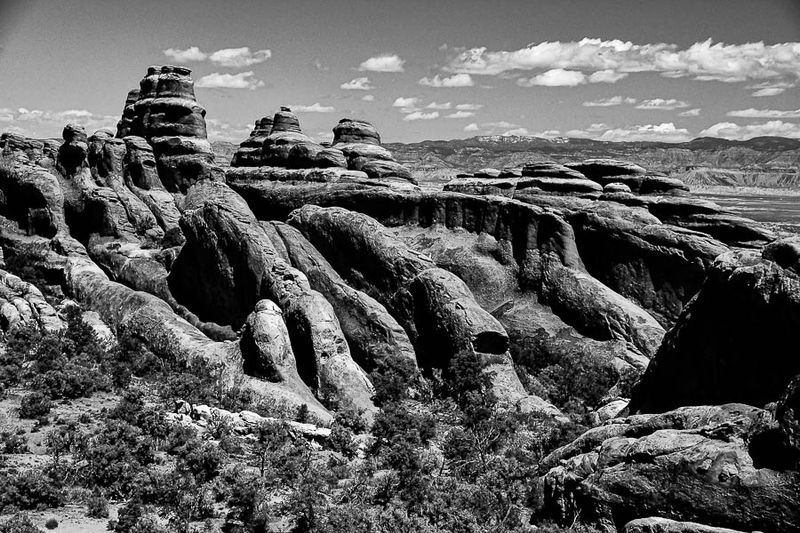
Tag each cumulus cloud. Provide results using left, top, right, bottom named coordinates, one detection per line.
left=502, top=127, right=530, bottom=136
left=726, top=108, right=800, bottom=119
left=196, top=71, right=265, bottom=90
left=597, top=122, right=692, bottom=142
left=517, top=69, right=587, bottom=87
left=418, top=73, right=474, bottom=87
left=679, top=108, right=702, bottom=116
left=635, top=98, right=690, bottom=110
left=483, top=121, right=520, bottom=129
left=359, top=54, right=405, bottom=72
left=392, top=97, right=419, bottom=108
left=446, top=38, right=800, bottom=90
left=426, top=102, right=452, bottom=110
left=582, top=96, right=637, bottom=107
left=206, top=118, right=254, bottom=142
left=292, top=103, right=335, bottom=113
left=208, top=47, right=272, bottom=67
left=163, top=46, right=271, bottom=67
left=700, top=120, right=800, bottom=139
left=403, top=111, right=439, bottom=121
left=464, top=123, right=480, bottom=132
left=361, top=94, right=375, bottom=101
left=588, top=70, right=629, bottom=83
left=0, top=107, right=118, bottom=137
left=340, top=77, right=374, bottom=90
left=456, top=103, right=483, bottom=110
left=446, top=110, right=475, bottom=119
left=163, top=46, right=207, bottom=62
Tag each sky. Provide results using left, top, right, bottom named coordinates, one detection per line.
left=1, top=0, right=799, bottom=144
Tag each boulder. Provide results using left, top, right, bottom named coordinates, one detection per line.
left=115, top=88, right=141, bottom=138
left=332, top=119, right=381, bottom=145
left=604, top=182, right=631, bottom=194
left=566, top=158, right=647, bottom=180
left=271, top=107, right=302, bottom=134
left=231, top=116, right=273, bottom=166
left=58, top=123, right=89, bottom=175
left=625, top=517, right=753, bottom=533
left=0, top=268, right=63, bottom=333
left=536, top=404, right=800, bottom=532
left=522, top=161, right=587, bottom=180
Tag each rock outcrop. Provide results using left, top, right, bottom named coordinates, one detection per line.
left=629, top=239, right=800, bottom=414
left=536, top=404, right=800, bottom=532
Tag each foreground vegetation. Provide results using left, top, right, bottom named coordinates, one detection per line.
left=0, top=305, right=609, bottom=532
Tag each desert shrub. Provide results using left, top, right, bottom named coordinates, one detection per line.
left=0, top=324, right=40, bottom=386
left=0, top=429, right=28, bottom=454
left=43, top=518, right=58, bottom=529
left=0, top=513, right=44, bottom=533
left=369, top=357, right=418, bottom=406
left=327, top=423, right=357, bottom=458
left=537, top=350, right=617, bottom=415
left=333, top=408, right=367, bottom=434
left=20, top=391, right=52, bottom=418
left=295, top=403, right=310, bottom=423
left=86, top=493, right=109, bottom=518
left=177, top=441, right=227, bottom=484
left=0, top=470, right=64, bottom=512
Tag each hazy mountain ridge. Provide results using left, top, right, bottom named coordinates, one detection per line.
left=383, top=135, right=800, bottom=187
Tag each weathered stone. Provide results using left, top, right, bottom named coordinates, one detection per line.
left=332, top=119, right=381, bottom=145
left=271, top=107, right=302, bottom=134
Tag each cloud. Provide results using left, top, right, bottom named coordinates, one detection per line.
left=483, top=121, right=520, bottom=129
left=446, top=38, right=800, bottom=90
left=340, top=77, right=374, bottom=90
left=206, top=118, right=254, bottom=142
left=446, top=111, right=475, bottom=119
left=582, top=96, right=637, bottom=107
left=596, top=122, right=692, bottom=142
left=196, top=71, right=265, bottom=90
left=0, top=107, right=118, bottom=137
left=726, top=108, right=800, bottom=118
left=403, top=111, right=439, bottom=121
left=679, top=108, right=702, bottom=116
left=587, top=69, right=629, bottom=83
left=635, top=98, right=690, bottom=110
left=163, top=46, right=207, bottom=62
left=517, top=68, right=586, bottom=87
left=700, top=120, right=800, bottom=139
left=162, top=46, right=271, bottom=67
left=464, top=123, right=480, bottom=132
left=208, top=47, right=272, bottom=68
left=752, top=87, right=786, bottom=97
left=292, top=103, right=335, bottom=113
left=312, top=59, right=329, bottom=71
left=502, top=127, right=530, bottom=136
left=456, top=103, right=483, bottom=110
left=426, top=102, right=452, bottom=110
left=418, top=73, right=474, bottom=87
left=361, top=94, right=375, bottom=102
left=392, top=97, right=421, bottom=113
left=359, top=54, right=405, bottom=72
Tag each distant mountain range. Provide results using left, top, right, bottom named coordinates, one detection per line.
left=382, top=135, right=800, bottom=188
left=212, top=135, right=800, bottom=188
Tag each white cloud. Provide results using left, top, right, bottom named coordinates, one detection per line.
left=418, top=73, right=474, bottom=87
left=403, top=111, right=439, bottom=121
left=340, top=77, right=374, bottom=90
left=162, top=46, right=271, bottom=67
left=393, top=97, right=420, bottom=108
left=679, top=108, right=702, bottom=116
left=426, top=102, right=452, bottom=110
left=359, top=54, right=405, bottom=72
left=163, top=46, right=207, bottom=62
left=456, top=103, right=483, bottom=110
left=598, top=122, right=692, bottom=142
left=196, top=71, right=265, bottom=90
left=0, top=107, right=118, bottom=137
left=726, top=108, right=800, bottom=118
left=700, top=120, right=800, bottom=139
left=446, top=111, right=475, bottom=119
left=483, top=121, right=520, bottom=129
left=752, top=87, right=786, bottom=97
left=517, top=68, right=586, bottom=87
left=502, top=128, right=530, bottom=136
left=635, top=98, right=690, bottom=110
left=446, top=38, right=800, bottom=90
left=292, top=103, right=335, bottom=113
left=587, top=69, right=629, bottom=83
left=208, top=47, right=272, bottom=68
left=206, top=118, right=253, bottom=142
left=464, top=123, right=480, bottom=132
left=362, top=94, right=375, bottom=101
left=582, top=96, right=637, bottom=107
